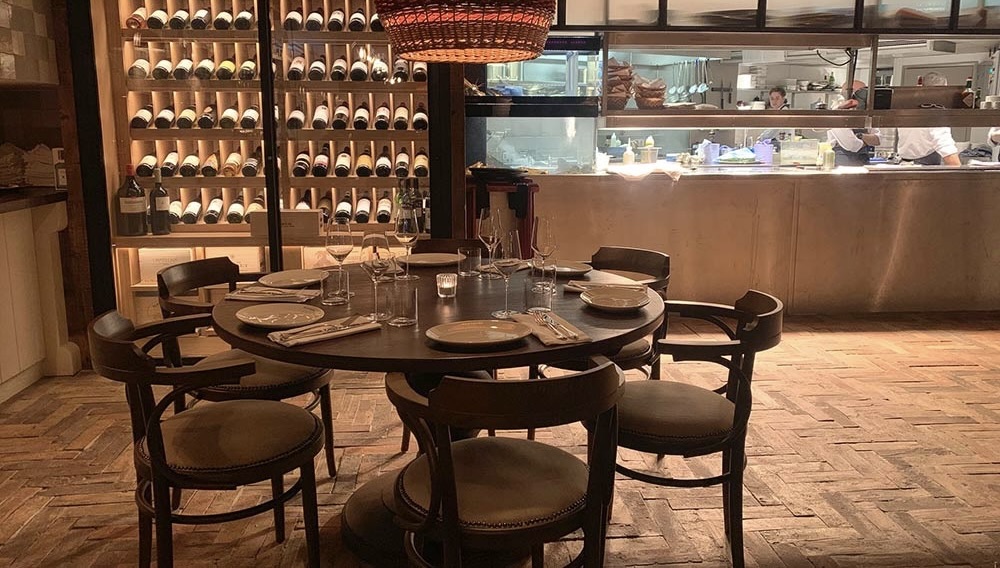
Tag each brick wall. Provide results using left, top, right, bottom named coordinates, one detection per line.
left=0, top=0, right=57, bottom=84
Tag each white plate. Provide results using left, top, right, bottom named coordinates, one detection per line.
left=426, top=320, right=531, bottom=348
left=580, top=287, right=650, bottom=313
left=397, top=253, right=463, bottom=267
left=554, top=261, right=593, bottom=277
left=258, top=269, right=326, bottom=288
left=235, top=303, right=326, bottom=329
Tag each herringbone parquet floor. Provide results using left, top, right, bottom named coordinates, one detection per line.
left=1, top=313, right=999, bottom=567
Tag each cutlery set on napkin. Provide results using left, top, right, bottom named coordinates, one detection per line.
left=267, top=314, right=380, bottom=347
left=511, top=312, right=591, bottom=346
left=563, top=280, right=647, bottom=294
left=225, top=286, right=322, bottom=303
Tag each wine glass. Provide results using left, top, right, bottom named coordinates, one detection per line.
left=323, top=219, right=354, bottom=304
left=490, top=230, right=522, bottom=320
left=391, top=206, right=420, bottom=281
left=476, top=208, right=502, bottom=280
left=531, top=216, right=557, bottom=263
left=359, top=233, right=394, bottom=322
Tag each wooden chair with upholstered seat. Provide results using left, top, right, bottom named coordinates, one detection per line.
left=156, top=257, right=338, bottom=477
left=386, top=358, right=624, bottom=567
left=608, top=290, right=783, bottom=568
left=89, top=310, right=323, bottom=568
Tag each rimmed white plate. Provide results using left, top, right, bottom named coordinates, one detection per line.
left=581, top=287, right=650, bottom=313
left=397, top=253, right=463, bottom=267
left=235, top=303, right=326, bottom=329
left=554, top=261, right=593, bottom=277
left=426, top=320, right=531, bottom=348
left=258, top=269, right=325, bottom=289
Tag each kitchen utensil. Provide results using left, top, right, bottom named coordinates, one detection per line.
left=688, top=59, right=700, bottom=95
left=667, top=64, right=678, bottom=95
left=675, top=61, right=686, bottom=95
left=697, top=59, right=709, bottom=93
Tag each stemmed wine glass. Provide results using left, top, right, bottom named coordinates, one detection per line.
left=476, top=208, right=502, bottom=280
left=531, top=216, right=557, bottom=264
left=392, top=206, right=420, bottom=281
left=490, top=229, right=522, bottom=320
left=323, top=219, right=354, bottom=304
left=359, top=233, right=394, bottom=322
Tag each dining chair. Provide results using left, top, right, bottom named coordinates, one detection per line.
left=157, top=257, right=338, bottom=477
left=386, top=357, right=623, bottom=567
left=88, top=310, right=323, bottom=568
left=607, top=290, right=783, bottom=568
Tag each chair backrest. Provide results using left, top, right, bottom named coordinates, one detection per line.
left=157, top=257, right=240, bottom=317
left=413, top=238, right=487, bottom=254
left=734, top=290, right=784, bottom=353
left=590, top=246, right=670, bottom=292
left=88, top=310, right=156, bottom=385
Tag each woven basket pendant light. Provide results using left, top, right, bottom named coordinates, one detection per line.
left=374, top=0, right=556, bottom=63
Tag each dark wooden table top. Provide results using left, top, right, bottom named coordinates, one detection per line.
left=212, top=264, right=664, bottom=373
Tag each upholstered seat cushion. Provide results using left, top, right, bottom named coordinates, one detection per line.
left=138, top=400, right=322, bottom=477
left=195, top=349, right=327, bottom=392
left=617, top=380, right=734, bottom=454
left=397, top=437, right=588, bottom=531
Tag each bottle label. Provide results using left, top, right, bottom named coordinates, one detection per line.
left=154, top=196, right=170, bottom=210
left=394, top=107, right=408, bottom=121
left=354, top=107, right=369, bottom=121
left=377, top=198, right=392, bottom=213
left=120, top=197, right=146, bottom=214
left=336, top=201, right=351, bottom=214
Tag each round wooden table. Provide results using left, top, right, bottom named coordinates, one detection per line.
left=212, top=263, right=664, bottom=566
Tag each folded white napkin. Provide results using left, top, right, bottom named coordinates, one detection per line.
left=267, top=315, right=380, bottom=347
left=225, top=287, right=321, bottom=303
left=564, top=280, right=648, bottom=294
left=510, top=313, right=591, bottom=346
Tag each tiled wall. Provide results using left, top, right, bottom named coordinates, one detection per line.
left=0, top=87, right=62, bottom=147
left=0, top=0, right=57, bottom=84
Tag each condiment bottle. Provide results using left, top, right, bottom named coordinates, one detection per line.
left=622, top=140, right=635, bottom=165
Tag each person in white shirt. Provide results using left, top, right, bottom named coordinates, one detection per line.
left=827, top=81, right=881, bottom=166
left=895, top=72, right=961, bottom=166
left=988, top=127, right=1000, bottom=145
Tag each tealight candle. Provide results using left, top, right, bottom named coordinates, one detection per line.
left=436, top=273, right=457, bottom=298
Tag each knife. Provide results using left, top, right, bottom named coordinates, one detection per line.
left=542, top=314, right=578, bottom=340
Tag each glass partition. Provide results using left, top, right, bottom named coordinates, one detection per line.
left=765, top=0, right=856, bottom=27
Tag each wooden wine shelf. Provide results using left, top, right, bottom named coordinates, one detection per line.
left=145, top=177, right=267, bottom=189
left=130, top=128, right=263, bottom=141
left=121, top=28, right=260, bottom=43
left=275, top=80, right=427, bottom=94
left=126, top=79, right=261, bottom=92
left=113, top=222, right=397, bottom=248
left=273, top=30, right=392, bottom=44
left=286, top=176, right=420, bottom=189
left=283, top=129, right=428, bottom=142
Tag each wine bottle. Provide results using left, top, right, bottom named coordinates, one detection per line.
left=216, top=55, right=237, bottom=80
left=393, top=102, right=409, bottom=130
left=283, top=6, right=304, bottom=30
left=308, top=55, right=326, bottom=81
left=311, top=100, right=330, bottom=129
left=242, top=146, right=262, bottom=176
left=181, top=197, right=203, bottom=224
left=353, top=101, right=370, bottom=130
left=130, top=104, right=154, bottom=128
left=154, top=104, right=176, bottom=129
left=327, top=8, right=345, bottom=31
left=331, top=100, right=349, bottom=129
left=161, top=150, right=179, bottom=177
left=412, top=61, right=428, bottom=82
left=179, top=153, right=201, bottom=177
left=286, top=105, right=305, bottom=129
left=371, top=58, right=388, bottom=82
left=318, top=191, right=333, bottom=221
left=376, top=191, right=393, bottom=223
left=116, top=165, right=147, bottom=236
left=175, top=104, right=197, bottom=129
left=219, top=106, right=239, bottom=128
left=348, top=8, right=366, bottom=31
left=203, top=195, right=224, bottom=223
left=128, top=58, right=150, bottom=79
left=296, top=189, right=313, bottom=209
left=197, top=105, right=217, bottom=128
left=349, top=58, right=369, bottom=81
left=334, top=146, right=352, bottom=177
left=394, top=147, right=410, bottom=177
left=168, top=199, right=183, bottom=224
left=312, top=143, right=330, bottom=176
left=334, top=191, right=352, bottom=221
left=330, top=54, right=347, bottom=80
left=136, top=154, right=158, bottom=176
left=233, top=8, right=254, bottom=29
left=244, top=194, right=265, bottom=223
left=213, top=9, right=233, bottom=30
left=125, top=7, right=146, bottom=29
left=355, top=147, right=373, bottom=177
left=412, top=102, right=428, bottom=131
left=201, top=153, right=219, bottom=177
left=239, top=104, right=260, bottom=128
left=305, top=8, right=324, bottom=30
left=287, top=56, right=305, bottom=80
left=369, top=12, right=383, bottom=32
left=375, top=145, right=392, bottom=177
left=292, top=149, right=311, bottom=177
left=355, top=191, right=371, bottom=223
left=392, top=58, right=409, bottom=82
left=238, top=56, right=257, bottom=80
left=193, top=58, right=215, bottom=80
left=413, top=147, right=429, bottom=177
left=151, top=59, right=173, bottom=80
left=146, top=8, right=168, bottom=29
left=190, top=7, right=210, bottom=29
left=223, top=151, right=242, bottom=176
left=173, top=57, right=193, bottom=79
left=149, top=169, right=171, bottom=235
left=168, top=8, right=190, bottom=29
left=226, top=196, right=245, bottom=223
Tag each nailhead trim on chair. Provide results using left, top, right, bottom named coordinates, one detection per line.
left=619, top=425, right=732, bottom=442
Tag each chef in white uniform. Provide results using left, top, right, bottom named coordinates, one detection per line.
left=827, top=81, right=881, bottom=166
left=988, top=127, right=1000, bottom=145
left=895, top=72, right=961, bottom=166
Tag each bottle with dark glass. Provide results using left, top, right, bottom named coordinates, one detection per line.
left=168, top=8, right=190, bottom=29
left=149, top=169, right=170, bottom=235
left=194, top=57, right=215, bottom=80
left=128, top=58, right=150, bottom=79
left=349, top=57, right=369, bottom=81
left=312, top=143, right=330, bottom=176
left=392, top=58, right=409, bottom=82
left=369, top=12, right=383, bottom=31
left=371, top=58, right=388, bottom=82
left=146, top=8, right=168, bottom=29
left=201, top=153, right=219, bottom=176
left=393, top=102, right=409, bottom=130
left=239, top=104, right=260, bottom=128
left=331, top=100, right=349, bottom=129
left=334, top=145, right=352, bottom=177
left=373, top=102, right=391, bottom=130
left=130, top=103, right=154, bottom=128
left=292, top=149, right=311, bottom=177
left=283, top=6, right=304, bottom=30
left=353, top=101, right=370, bottom=130
left=238, top=56, right=257, bottom=80
left=330, top=54, right=347, bottom=80
left=197, top=104, right=217, bottom=128
left=318, top=191, right=333, bottom=221
left=233, top=8, right=254, bottom=29
left=376, top=191, right=393, bottom=223
left=286, top=104, right=305, bottom=129
left=216, top=55, right=237, bottom=80
left=355, top=147, right=373, bottom=177
left=375, top=145, right=392, bottom=177
left=311, top=100, right=329, bottom=129
left=394, top=147, right=410, bottom=177
left=334, top=191, right=352, bottom=221
left=151, top=59, right=173, bottom=79
left=412, top=102, right=428, bottom=131
left=175, top=104, right=197, bottom=128
left=117, top=164, right=147, bottom=236
left=190, top=7, right=210, bottom=29
left=179, top=153, right=201, bottom=177
left=355, top=191, right=371, bottom=223
left=181, top=197, right=203, bottom=223
left=348, top=8, right=366, bottom=31
left=242, top=146, right=262, bottom=176
left=168, top=199, right=183, bottom=224
left=287, top=56, right=305, bottom=80
left=226, top=195, right=245, bottom=223
left=161, top=150, right=179, bottom=177
left=173, top=57, right=193, bottom=79
left=244, top=194, right=265, bottom=223
left=154, top=104, right=176, bottom=128
left=308, top=55, right=326, bottom=80
left=126, top=7, right=147, bottom=29
left=203, top=194, right=224, bottom=223
left=219, top=106, right=239, bottom=128
left=413, top=147, right=429, bottom=177
left=213, top=9, right=233, bottom=29
left=327, top=8, right=345, bottom=30
left=136, top=154, right=157, bottom=177
left=223, top=151, right=242, bottom=176
left=296, top=189, right=313, bottom=209
left=412, top=61, right=427, bottom=81
left=305, top=7, right=324, bottom=30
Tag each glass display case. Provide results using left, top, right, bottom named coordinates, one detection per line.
left=466, top=116, right=598, bottom=173
left=479, top=36, right=602, bottom=97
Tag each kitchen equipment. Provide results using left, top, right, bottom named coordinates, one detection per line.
left=689, top=59, right=700, bottom=95
left=697, top=59, right=709, bottom=93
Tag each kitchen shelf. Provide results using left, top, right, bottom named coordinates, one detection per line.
left=606, top=31, right=877, bottom=49
left=130, top=128, right=263, bottom=141
left=603, top=109, right=869, bottom=128
left=126, top=79, right=261, bottom=92
left=284, top=129, right=429, bottom=142
left=869, top=109, right=1000, bottom=128
left=275, top=80, right=427, bottom=93
left=121, top=28, right=260, bottom=42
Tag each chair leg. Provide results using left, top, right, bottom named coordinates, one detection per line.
left=170, top=488, right=182, bottom=511
left=400, top=424, right=411, bottom=452
left=138, top=508, right=152, bottom=568
left=722, top=449, right=732, bottom=538
left=300, top=462, right=321, bottom=568
left=152, top=477, right=174, bottom=568
left=527, top=365, right=540, bottom=440
left=319, top=384, right=337, bottom=477
left=531, top=544, right=544, bottom=568
left=271, top=476, right=286, bottom=543
left=725, top=448, right=746, bottom=568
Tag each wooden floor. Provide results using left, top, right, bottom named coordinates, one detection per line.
left=1, top=312, right=999, bottom=567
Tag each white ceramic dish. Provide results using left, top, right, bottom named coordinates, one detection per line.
left=426, top=320, right=531, bottom=348
left=396, top=253, right=463, bottom=267
left=235, top=303, right=326, bottom=329
left=258, top=269, right=326, bottom=288
left=580, top=287, right=650, bottom=313
left=554, top=261, right=593, bottom=277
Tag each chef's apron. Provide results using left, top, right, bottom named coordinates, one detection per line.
left=833, top=129, right=873, bottom=166
left=910, top=152, right=943, bottom=166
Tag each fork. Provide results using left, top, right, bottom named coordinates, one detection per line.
left=542, top=313, right=579, bottom=340
left=532, top=312, right=566, bottom=339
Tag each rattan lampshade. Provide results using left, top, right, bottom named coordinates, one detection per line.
left=374, top=0, right=556, bottom=63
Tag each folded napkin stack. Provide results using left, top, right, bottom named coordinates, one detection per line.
left=225, top=286, right=322, bottom=303
left=564, top=280, right=647, bottom=294
left=0, top=143, right=26, bottom=187
left=510, top=313, right=591, bottom=346
left=267, top=314, right=380, bottom=347
left=24, top=145, right=54, bottom=186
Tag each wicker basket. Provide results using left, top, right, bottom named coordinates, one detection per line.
left=606, top=96, right=630, bottom=111
left=375, top=0, right=556, bottom=63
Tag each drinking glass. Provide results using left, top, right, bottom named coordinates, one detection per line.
left=323, top=219, right=354, bottom=304
left=476, top=208, right=502, bottom=280
left=490, top=230, right=522, bottom=320
left=359, top=233, right=394, bottom=322
left=392, top=206, right=420, bottom=281
left=531, top=216, right=557, bottom=264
